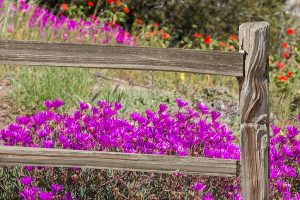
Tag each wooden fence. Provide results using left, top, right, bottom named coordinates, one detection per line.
left=0, top=21, right=270, bottom=200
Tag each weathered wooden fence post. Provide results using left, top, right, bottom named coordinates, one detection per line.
left=239, top=22, right=270, bottom=199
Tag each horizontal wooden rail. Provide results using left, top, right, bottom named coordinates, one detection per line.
left=0, top=146, right=239, bottom=177
left=0, top=40, right=244, bottom=77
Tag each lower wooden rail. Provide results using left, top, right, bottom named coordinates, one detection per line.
left=0, top=146, right=239, bottom=177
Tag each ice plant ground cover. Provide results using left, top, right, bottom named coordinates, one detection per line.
left=0, top=99, right=299, bottom=199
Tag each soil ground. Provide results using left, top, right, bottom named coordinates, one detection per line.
left=0, top=75, right=14, bottom=129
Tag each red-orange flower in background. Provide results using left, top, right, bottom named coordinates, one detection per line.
left=230, top=34, right=237, bottom=41
left=123, top=7, right=130, bottom=14
left=219, top=41, right=226, bottom=47
left=60, top=3, right=69, bottom=11
left=284, top=51, right=290, bottom=59
left=282, top=42, right=288, bottom=48
left=145, top=32, right=152, bottom=39
left=277, top=61, right=284, bottom=70
left=279, top=75, right=288, bottom=81
left=89, top=14, right=95, bottom=20
left=287, top=71, right=293, bottom=77
left=204, top=35, right=211, bottom=44
left=162, top=33, right=170, bottom=40
left=88, top=1, right=95, bottom=7
left=136, top=18, right=143, bottom=25
left=287, top=28, right=295, bottom=35
left=116, top=0, right=121, bottom=6
left=193, top=33, right=202, bottom=38
left=155, top=22, right=159, bottom=28
left=107, top=0, right=114, bottom=4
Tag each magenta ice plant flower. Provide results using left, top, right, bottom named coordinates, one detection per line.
left=20, top=176, right=34, bottom=186
left=193, top=182, right=206, bottom=191
left=39, top=191, right=54, bottom=200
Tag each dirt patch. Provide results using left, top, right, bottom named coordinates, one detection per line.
left=0, top=76, right=15, bottom=129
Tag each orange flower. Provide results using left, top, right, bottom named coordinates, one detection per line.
left=193, top=33, right=202, bottom=38
left=107, top=0, right=114, bottom=4
left=60, top=3, right=69, bottom=11
left=88, top=1, right=95, bottom=7
left=136, top=18, right=143, bottom=25
left=108, top=21, right=115, bottom=26
left=219, top=41, right=226, bottom=47
left=230, top=34, right=237, bottom=41
left=281, top=42, right=288, bottom=48
left=145, top=32, right=152, bottom=39
left=279, top=75, right=288, bottom=81
left=116, top=0, right=121, bottom=6
left=277, top=61, right=284, bottom=70
left=204, top=35, right=211, bottom=44
left=123, top=7, right=130, bottom=14
left=162, top=33, right=170, bottom=40
left=287, top=28, right=295, bottom=35
left=284, top=51, right=290, bottom=59
left=287, top=71, right=293, bottom=77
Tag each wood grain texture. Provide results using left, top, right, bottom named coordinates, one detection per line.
left=0, top=146, right=239, bottom=177
left=239, top=22, right=270, bottom=200
left=0, top=40, right=244, bottom=76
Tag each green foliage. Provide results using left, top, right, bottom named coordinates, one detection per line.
left=0, top=167, right=21, bottom=200
left=32, top=0, right=289, bottom=47
left=12, top=67, right=95, bottom=114
left=126, top=0, right=288, bottom=46
left=268, top=26, right=300, bottom=123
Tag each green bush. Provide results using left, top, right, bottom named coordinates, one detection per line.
left=127, top=0, right=289, bottom=45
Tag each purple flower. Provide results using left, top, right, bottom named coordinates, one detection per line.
left=271, top=125, right=281, bottom=136
left=196, top=102, right=209, bottom=114
left=39, top=191, right=54, bottom=200
left=44, top=100, right=53, bottom=109
left=44, top=99, right=64, bottom=109
left=130, top=112, right=146, bottom=124
left=0, top=0, right=4, bottom=9
left=20, top=176, right=34, bottom=186
left=211, top=111, right=221, bottom=121
left=202, top=193, right=215, bottom=200
left=24, top=166, right=35, bottom=171
left=79, top=101, right=90, bottom=111
left=16, top=116, right=31, bottom=125
left=51, top=183, right=64, bottom=192
left=193, top=182, right=206, bottom=191
left=159, top=104, right=168, bottom=113
left=63, top=192, right=74, bottom=200
left=43, top=140, right=55, bottom=148
left=37, top=126, right=51, bottom=138
left=114, top=102, right=123, bottom=111
left=19, top=186, right=39, bottom=200
left=19, top=0, right=29, bottom=12
left=286, top=126, right=298, bottom=138
left=52, top=99, right=65, bottom=109
left=175, top=98, right=188, bottom=108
